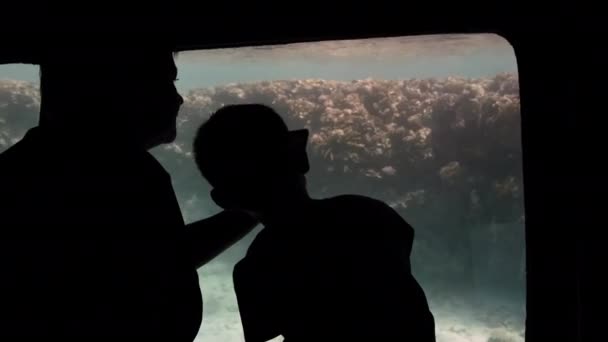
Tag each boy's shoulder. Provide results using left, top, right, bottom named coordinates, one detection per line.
left=322, top=194, right=403, bottom=222
left=324, top=194, right=388, bottom=209
left=241, top=195, right=412, bottom=258
left=314, top=194, right=413, bottom=238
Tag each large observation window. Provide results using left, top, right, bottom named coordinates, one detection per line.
left=0, top=33, right=524, bottom=342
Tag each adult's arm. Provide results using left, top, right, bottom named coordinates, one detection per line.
left=186, top=210, right=258, bottom=269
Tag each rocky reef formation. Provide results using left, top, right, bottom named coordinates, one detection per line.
left=0, top=80, right=39, bottom=149
left=1, top=73, right=525, bottom=340
left=0, top=72, right=524, bottom=297
left=155, top=73, right=524, bottom=296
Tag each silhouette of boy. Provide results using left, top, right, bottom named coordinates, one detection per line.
left=194, top=104, right=436, bottom=342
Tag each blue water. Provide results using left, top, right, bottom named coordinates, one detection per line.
left=175, top=51, right=516, bottom=91
left=0, top=64, right=38, bottom=83
left=0, top=45, right=517, bottom=92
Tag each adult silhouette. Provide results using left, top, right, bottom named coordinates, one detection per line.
left=0, top=42, right=256, bottom=341
left=193, top=104, right=436, bottom=342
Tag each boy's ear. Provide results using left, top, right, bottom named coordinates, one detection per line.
left=288, top=129, right=310, bottom=174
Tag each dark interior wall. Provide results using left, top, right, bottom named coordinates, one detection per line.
left=2, top=1, right=596, bottom=341
left=513, top=32, right=579, bottom=342
left=2, top=1, right=550, bottom=58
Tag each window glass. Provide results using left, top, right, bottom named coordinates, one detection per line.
left=0, top=33, right=524, bottom=342
left=0, top=65, right=39, bottom=149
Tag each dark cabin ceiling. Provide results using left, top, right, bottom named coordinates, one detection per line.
left=2, top=0, right=566, bottom=63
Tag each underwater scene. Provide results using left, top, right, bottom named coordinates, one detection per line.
left=0, top=34, right=524, bottom=342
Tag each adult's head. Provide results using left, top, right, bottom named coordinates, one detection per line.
left=38, top=42, right=183, bottom=150
left=193, top=104, right=310, bottom=214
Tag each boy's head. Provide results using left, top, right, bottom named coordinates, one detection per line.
left=194, top=104, right=309, bottom=213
